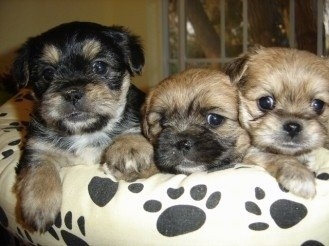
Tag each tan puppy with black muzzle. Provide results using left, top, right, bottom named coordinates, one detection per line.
left=142, top=68, right=249, bottom=174
left=226, top=47, right=329, bottom=199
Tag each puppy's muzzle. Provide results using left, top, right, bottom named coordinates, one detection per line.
left=63, top=88, right=84, bottom=106
left=283, top=121, right=302, bottom=138
left=158, top=127, right=224, bottom=163
left=175, top=139, right=192, bottom=151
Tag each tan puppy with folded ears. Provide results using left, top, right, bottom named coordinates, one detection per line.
left=225, top=46, right=329, bottom=199
left=142, top=68, right=250, bottom=174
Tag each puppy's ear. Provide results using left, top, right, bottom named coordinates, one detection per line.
left=12, top=43, right=31, bottom=88
left=125, top=33, right=144, bottom=75
left=225, top=45, right=263, bottom=85
left=225, top=54, right=249, bottom=85
left=108, top=27, right=145, bottom=76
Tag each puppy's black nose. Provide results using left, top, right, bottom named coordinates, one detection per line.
left=175, top=139, right=192, bottom=151
left=63, top=89, right=83, bottom=105
left=283, top=122, right=302, bottom=137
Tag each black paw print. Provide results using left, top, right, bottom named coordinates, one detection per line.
left=245, top=187, right=308, bottom=231
left=16, top=227, right=34, bottom=245
left=88, top=176, right=119, bottom=207
left=48, top=211, right=88, bottom=246
left=1, top=137, right=24, bottom=160
left=143, top=184, right=221, bottom=237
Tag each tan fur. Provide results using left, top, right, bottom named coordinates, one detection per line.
left=226, top=47, right=329, bottom=199
left=41, top=45, right=61, bottom=64
left=143, top=68, right=250, bottom=173
left=144, top=69, right=239, bottom=140
left=103, top=133, right=157, bottom=181
left=14, top=162, right=61, bottom=232
left=82, top=40, right=101, bottom=59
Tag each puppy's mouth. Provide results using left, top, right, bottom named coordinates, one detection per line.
left=281, top=141, right=303, bottom=148
left=175, top=161, right=207, bottom=174
left=263, top=138, right=310, bottom=155
left=65, top=111, right=91, bottom=122
left=154, top=128, right=235, bottom=174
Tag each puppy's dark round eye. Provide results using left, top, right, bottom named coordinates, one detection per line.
left=258, top=96, right=275, bottom=111
left=92, top=61, right=108, bottom=75
left=206, top=113, right=224, bottom=126
left=42, top=67, right=55, bottom=82
left=311, top=99, right=325, bottom=114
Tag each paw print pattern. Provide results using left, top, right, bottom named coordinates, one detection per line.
left=128, top=182, right=144, bottom=193
left=143, top=184, right=221, bottom=237
left=301, top=240, right=325, bottom=246
left=88, top=176, right=119, bottom=207
left=1, top=120, right=28, bottom=156
left=316, top=172, right=329, bottom=181
left=48, top=211, right=88, bottom=246
left=245, top=187, right=308, bottom=231
left=1, top=138, right=22, bottom=160
left=17, top=227, right=34, bottom=245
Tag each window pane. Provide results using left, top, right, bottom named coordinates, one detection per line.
left=167, top=0, right=326, bottom=76
left=169, top=0, right=179, bottom=60
left=294, top=0, right=318, bottom=53
left=225, top=0, right=243, bottom=57
left=169, top=62, right=179, bottom=75
left=186, top=62, right=221, bottom=70
left=186, top=0, right=221, bottom=59
left=247, top=0, right=289, bottom=47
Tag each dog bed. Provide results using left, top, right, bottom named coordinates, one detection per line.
left=0, top=89, right=329, bottom=246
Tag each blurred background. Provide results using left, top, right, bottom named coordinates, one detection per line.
left=166, top=0, right=329, bottom=74
left=1, top=0, right=328, bottom=103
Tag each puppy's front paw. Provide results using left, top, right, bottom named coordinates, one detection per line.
left=277, top=165, right=316, bottom=199
left=15, top=166, right=62, bottom=232
left=103, top=134, right=158, bottom=181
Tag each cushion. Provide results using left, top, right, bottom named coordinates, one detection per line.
left=1, top=89, right=329, bottom=245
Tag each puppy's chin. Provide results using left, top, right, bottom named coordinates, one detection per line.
left=171, top=162, right=207, bottom=174
left=257, top=141, right=315, bottom=156
left=154, top=150, right=208, bottom=174
left=58, top=114, right=109, bottom=134
left=256, top=134, right=325, bottom=155
left=42, top=104, right=114, bottom=135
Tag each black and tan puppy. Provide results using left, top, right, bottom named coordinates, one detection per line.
left=226, top=47, right=329, bottom=199
left=13, top=22, right=153, bottom=232
left=142, top=68, right=249, bottom=174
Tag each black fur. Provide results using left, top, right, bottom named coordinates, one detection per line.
left=13, top=22, right=145, bottom=231
left=154, top=126, right=236, bottom=174
left=15, top=21, right=145, bottom=172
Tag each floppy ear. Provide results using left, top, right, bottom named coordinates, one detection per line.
left=12, top=42, right=31, bottom=88
left=108, top=26, right=145, bottom=76
left=225, top=45, right=263, bottom=85
left=224, top=54, right=249, bottom=85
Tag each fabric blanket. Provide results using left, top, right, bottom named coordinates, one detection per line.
left=0, top=89, right=329, bottom=245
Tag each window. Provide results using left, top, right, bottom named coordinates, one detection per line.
left=163, top=0, right=329, bottom=76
